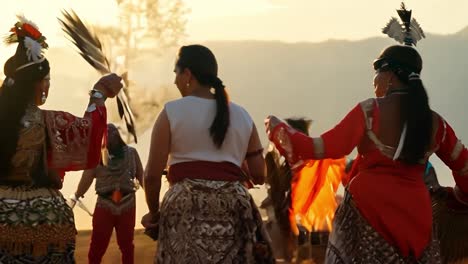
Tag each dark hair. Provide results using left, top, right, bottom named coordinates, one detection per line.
left=377, top=45, right=432, bottom=164
left=107, top=124, right=127, bottom=152
left=176, top=44, right=229, bottom=148
left=0, top=44, right=50, bottom=175
left=285, top=118, right=312, bottom=136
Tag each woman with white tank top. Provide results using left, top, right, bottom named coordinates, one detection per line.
left=142, top=45, right=274, bottom=263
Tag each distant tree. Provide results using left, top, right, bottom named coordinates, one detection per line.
left=97, top=0, right=187, bottom=69
left=95, top=0, right=188, bottom=139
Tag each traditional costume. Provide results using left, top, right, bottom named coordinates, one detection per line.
left=156, top=96, right=274, bottom=263
left=0, top=17, right=107, bottom=262
left=424, top=164, right=468, bottom=264
left=268, top=3, right=467, bottom=263
left=86, top=145, right=141, bottom=264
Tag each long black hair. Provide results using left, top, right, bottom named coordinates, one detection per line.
left=376, top=45, right=432, bottom=164
left=0, top=43, right=50, bottom=175
left=176, top=44, right=229, bottom=148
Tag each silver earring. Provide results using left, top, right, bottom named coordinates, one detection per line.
left=186, top=82, right=190, bottom=87
left=41, top=91, right=47, bottom=104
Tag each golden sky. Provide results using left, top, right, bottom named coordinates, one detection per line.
left=2, top=0, right=467, bottom=74
left=0, top=0, right=467, bottom=45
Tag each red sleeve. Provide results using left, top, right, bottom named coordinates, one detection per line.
left=435, top=116, right=468, bottom=201
left=270, top=103, right=366, bottom=165
left=321, top=103, right=366, bottom=158
left=44, top=104, right=107, bottom=173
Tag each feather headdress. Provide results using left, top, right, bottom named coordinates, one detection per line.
left=4, top=15, right=49, bottom=71
left=58, top=10, right=137, bottom=143
left=382, top=2, right=425, bottom=46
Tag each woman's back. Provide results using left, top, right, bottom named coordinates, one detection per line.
left=165, top=96, right=253, bottom=167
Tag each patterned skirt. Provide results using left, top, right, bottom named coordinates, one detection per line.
left=0, top=185, right=76, bottom=263
left=325, top=191, right=441, bottom=264
left=431, top=188, right=468, bottom=264
left=156, top=179, right=275, bottom=264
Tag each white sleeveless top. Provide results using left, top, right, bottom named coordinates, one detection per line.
left=165, top=96, right=254, bottom=167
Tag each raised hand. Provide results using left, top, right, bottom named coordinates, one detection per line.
left=93, top=73, right=123, bottom=98
left=264, top=115, right=282, bottom=140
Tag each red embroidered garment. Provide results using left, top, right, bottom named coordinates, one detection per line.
left=45, top=105, right=107, bottom=177
left=270, top=98, right=468, bottom=258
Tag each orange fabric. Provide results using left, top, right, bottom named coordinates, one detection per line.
left=270, top=99, right=468, bottom=258
left=290, top=158, right=346, bottom=234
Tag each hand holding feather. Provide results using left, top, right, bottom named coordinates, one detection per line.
left=93, top=73, right=123, bottom=98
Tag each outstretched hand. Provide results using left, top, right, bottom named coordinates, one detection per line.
left=93, top=73, right=123, bottom=98
left=264, top=115, right=282, bottom=139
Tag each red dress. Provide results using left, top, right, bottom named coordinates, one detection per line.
left=269, top=98, right=468, bottom=258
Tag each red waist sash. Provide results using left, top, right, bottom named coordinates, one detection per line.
left=167, top=161, right=244, bottom=184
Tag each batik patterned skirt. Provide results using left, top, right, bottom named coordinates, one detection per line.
left=0, top=185, right=76, bottom=263
left=156, top=179, right=274, bottom=264
left=325, top=191, right=441, bottom=264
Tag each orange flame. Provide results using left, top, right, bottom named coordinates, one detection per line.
left=289, top=158, right=346, bottom=234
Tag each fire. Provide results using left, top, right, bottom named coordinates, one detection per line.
left=289, top=158, right=346, bottom=234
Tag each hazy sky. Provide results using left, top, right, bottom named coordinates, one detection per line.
left=0, top=0, right=467, bottom=46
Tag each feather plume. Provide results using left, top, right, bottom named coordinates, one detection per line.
left=409, top=18, right=425, bottom=45
left=382, top=17, right=405, bottom=44
left=382, top=2, right=425, bottom=46
left=24, top=36, right=44, bottom=62
left=396, top=2, right=412, bottom=30
left=16, top=14, right=40, bottom=31
left=58, top=10, right=137, bottom=143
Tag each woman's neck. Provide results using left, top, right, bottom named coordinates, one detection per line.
left=187, top=85, right=214, bottom=99
left=386, top=86, right=409, bottom=96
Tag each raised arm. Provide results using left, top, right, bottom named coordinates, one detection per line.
left=435, top=115, right=468, bottom=204
left=45, top=74, right=122, bottom=176
left=266, top=102, right=366, bottom=165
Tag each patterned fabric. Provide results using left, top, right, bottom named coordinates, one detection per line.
left=44, top=110, right=92, bottom=170
left=96, top=193, right=136, bottom=215
left=3, top=105, right=45, bottom=185
left=0, top=243, right=75, bottom=264
left=95, top=146, right=138, bottom=195
left=156, top=179, right=274, bottom=264
left=0, top=186, right=76, bottom=258
left=95, top=146, right=138, bottom=215
left=0, top=103, right=106, bottom=261
left=44, top=104, right=107, bottom=172
left=325, top=191, right=441, bottom=264
left=431, top=188, right=468, bottom=264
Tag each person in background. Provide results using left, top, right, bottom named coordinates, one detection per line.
left=71, top=124, right=143, bottom=264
